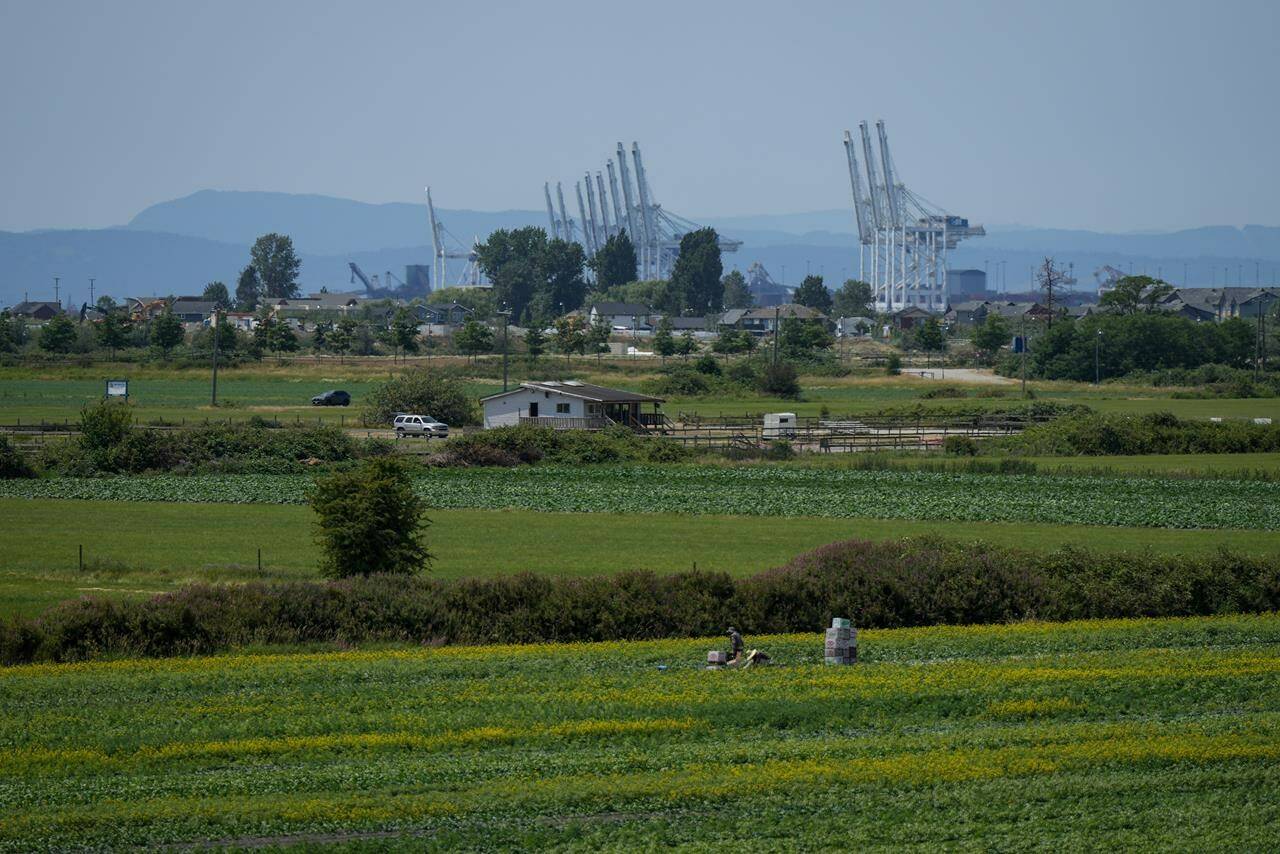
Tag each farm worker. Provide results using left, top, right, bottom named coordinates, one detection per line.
left=726, top=627, right=744, bottom=664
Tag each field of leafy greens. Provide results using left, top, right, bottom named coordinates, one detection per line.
left=2, top=465, right=1278, bottom=529
left=1, top=614, right=1276, bottom=849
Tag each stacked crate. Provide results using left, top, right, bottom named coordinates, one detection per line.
left=706, top=650, right=728, bottom=670
left=824, top=617, right=858, bottom=665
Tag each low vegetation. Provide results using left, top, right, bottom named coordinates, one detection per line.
left=6, top=463, right=1275, bottom=529
left=996, top=410, right=1280, bottom=456
left=3, top=537, right=1276, bottom=665
left=431, top=423, right=690, bottom=466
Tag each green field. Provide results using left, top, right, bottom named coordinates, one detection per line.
left=4, top=361, right=1279, bottom=425
left=1, top=614, right=1276, bottom=848
left=2, top=498, right=1275, bottom=617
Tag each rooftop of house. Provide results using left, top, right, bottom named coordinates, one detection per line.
left=7, top=300, right=63, bottom=315
left=482, top=380, right=664, bottom=404
left=741, top=304, right=827, bottom=321
left=589, top=301, right=651, bottom=316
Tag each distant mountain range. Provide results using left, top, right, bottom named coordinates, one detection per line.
left=3, top=189, right=1278, bottom=307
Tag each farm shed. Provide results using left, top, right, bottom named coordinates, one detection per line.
left=482, top=381, right=666, bottom=432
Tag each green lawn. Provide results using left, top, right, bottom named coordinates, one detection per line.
left=1027, top=451, right=1280, bottom=477
left=2, top=498, right=1275, bottom=617
left=2, top=615, right=1276, bottom=848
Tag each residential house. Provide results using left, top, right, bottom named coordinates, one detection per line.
left=736, top=304, right=828, bottom=334
left=835, top=316, right=874, bottom=337
left=420, top=302, right=474, bottom=326
left=587, top=302, right=651, bottom=330
left=169, top=298, right=216, bottom=323
left=481, top=381, right=666, bottom=432
left=1159, top=287, right=1275, bottom=321
left=7, top=301, right=63, bottom=321
left=892, top=306, right=933, bottom=330
left=945, top=300, right=991, bottom=326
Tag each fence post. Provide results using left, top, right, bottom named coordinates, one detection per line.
left=257, top=549, right=262, bottom=572
left=79, top=544, right=83, bottom=571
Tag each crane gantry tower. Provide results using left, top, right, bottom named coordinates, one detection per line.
left=545, top=141, right=741, bottom=280
left=425, top=187, right=483, bottom=289
left=842, top=120, right=984, bottom=313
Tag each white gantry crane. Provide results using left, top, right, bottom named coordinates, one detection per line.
left=543, top=141, right=741, bottom=280
left=842, top=120, right=984, bottom=313
left=425, top=187, right=483, bottom=289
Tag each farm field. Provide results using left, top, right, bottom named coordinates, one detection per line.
left=4, top=498, right=1277, bottom=617
left=4, top=362, right=1279, bottom=424
left=4, top=465, right=1277, bottom=529
left=1, top=614, right=1276, bottom=849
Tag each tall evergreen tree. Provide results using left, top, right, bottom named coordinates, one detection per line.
left=721, top=269, right=754, bottom=309
left=792, top=275, right=833, bottom=313
left=589, top=232, right=638, bottom=289
left=669, top=228, right=724, bottom=313
left=235, top=265, right=261, bottom=311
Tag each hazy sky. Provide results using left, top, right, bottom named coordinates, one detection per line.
left=2, top=0, right=1277, bottom=233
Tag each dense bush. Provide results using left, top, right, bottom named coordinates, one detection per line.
left=37, top=416, right=362, bottom=475
left=0, top=436, right=36, bottom=478
left=4, top=537, right=1277, bottom=664
left=431, top=423, right=691, bottom=467
left=998, top=410, right=1280, bottom=456
left=310, top=457, right=431, bottom=578
left=361, top=369, right=479, bottom=427
left=758, top=361, right=801, bottom=398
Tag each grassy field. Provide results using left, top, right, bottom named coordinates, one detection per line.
left=4, top=360, right=1279, bottom=424
left=1, top=614, right=1276, bottom=848
left=2, top=498, right=1276, bottom=617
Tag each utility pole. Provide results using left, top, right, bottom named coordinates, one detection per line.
left=1020, top=314, right=1028, bottom=398
left=498, top=307, right=511, bottom=392
left=53, top=276, right=60, bottom=304
left=88, top=278, right=95, bottom=305
left=211, top=308, right=221, bottom=406
left=1095, top=328, right=1102, bottom=386
left=772, top=305, right=780, bottom=366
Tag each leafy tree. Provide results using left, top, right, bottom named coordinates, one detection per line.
left=523, top=324, right=546, bottom=361
left=832, top=279, right=873, bottom=317
left=914, top=317, right=946, bottom=354
left=454, top=318, right=494, bottom=362
left=971, top=313, right=1011, bottom=364
left=552, top=315, right=587, bottom=362
left=251, top=311, right=274, bottom=356
left=593, top=279, right=679, bottom=315
left=779, top=317, right=834, bottom=358
left=589, top=231, right=638, bottom=289
left=721, top=270, right=754, bottom=309
left=235, top=265, right=261, bottom=311
left=149, top=310, right=184, bottom=357
left=653, top=316, right=676, bottom=363
left=759, top=361, right=801, bottom=398
left=792, top=275, right=833, bottom=313
left=94, top=295, right=119, bottom=313
left=1099, top=275, right=1175, bottom=315
left=0, top=312, right=16, bottom=353
left=427, top=287, right=495, bottom=320
left=587, top=314, right=612, bottom=361
left=677, top=331, right=698, bottom=359
left=476, top=227, right=587, bottom=324
left=269, top=319, right=299, bottom=353
left=250, top=233, right=302, bottom=299
left=309, top=457, right=431, bottom=578
left=387, top=308, right=420, bottom=360
left=38, top=314, right=77, bottom=354
left=669, top=227, right=724, bottom=313
left=94, top=310, right=131, bottom=359
left=361, top=369, right=478, bottom=425
left=312, top=319, right=333, bottom=353
left=330, top=318, right=354, bottom=363
left=202, top=281, right=231, bottom=309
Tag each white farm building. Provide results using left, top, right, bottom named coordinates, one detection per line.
left=481, top=381, right=667, bottom=432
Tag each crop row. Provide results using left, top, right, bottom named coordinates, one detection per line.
left=2, top=464, right=1278, bottom=529
left=1, top=615, right=1277, bottom=849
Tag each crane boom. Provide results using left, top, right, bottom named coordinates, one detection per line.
left=584, top=173, right=602, bottom=252
left=876, top=120, right=901, bottom=228
left=843, top=130, right=872, bottom=244
left=859, top=122, right=884, bottom=230
left=606, top=160, right=625, bottom=236
left=595, top=171, right=612, bottom=238
left=556, top=183, right=573, bottom=243
left=575, top=182, right=595, bottom=256
left=544, top=183, right=560, bottom=239
left=426, top=187, right=446, bottom=289
left=348, top=262, right=374, bottom=293
left=616, top=143, right=639, bottom=246
left=632, top=142, right=657, bottom=276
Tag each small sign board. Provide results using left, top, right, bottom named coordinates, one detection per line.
left=105, top=379, right=129, bottom=399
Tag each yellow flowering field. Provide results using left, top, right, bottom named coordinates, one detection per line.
left=1, top=614, right=1278, bottom=849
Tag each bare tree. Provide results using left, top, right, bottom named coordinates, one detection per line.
left=1036, top=257, right=1068, bottom=327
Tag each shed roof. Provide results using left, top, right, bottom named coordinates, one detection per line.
left=589, top=301, right=650, bottom=316
left=482, top=381, right=664, bottom=404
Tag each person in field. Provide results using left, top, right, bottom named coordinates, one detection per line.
left=726, top=627, right=771, bottom=668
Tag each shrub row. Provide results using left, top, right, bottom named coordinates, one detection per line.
left=429, top=423, right=691, bottom=467
left=4, top=537, right=1277, bottom=665
left=997, top=410, right=1280, bottom=456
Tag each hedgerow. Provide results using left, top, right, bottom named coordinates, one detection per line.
left=3, top=538, right=1276, bottom=664
left=995, top=410, right=1280, bottom=456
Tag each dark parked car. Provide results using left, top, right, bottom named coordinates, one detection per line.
left=311, top=390, right=351, bottom=406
